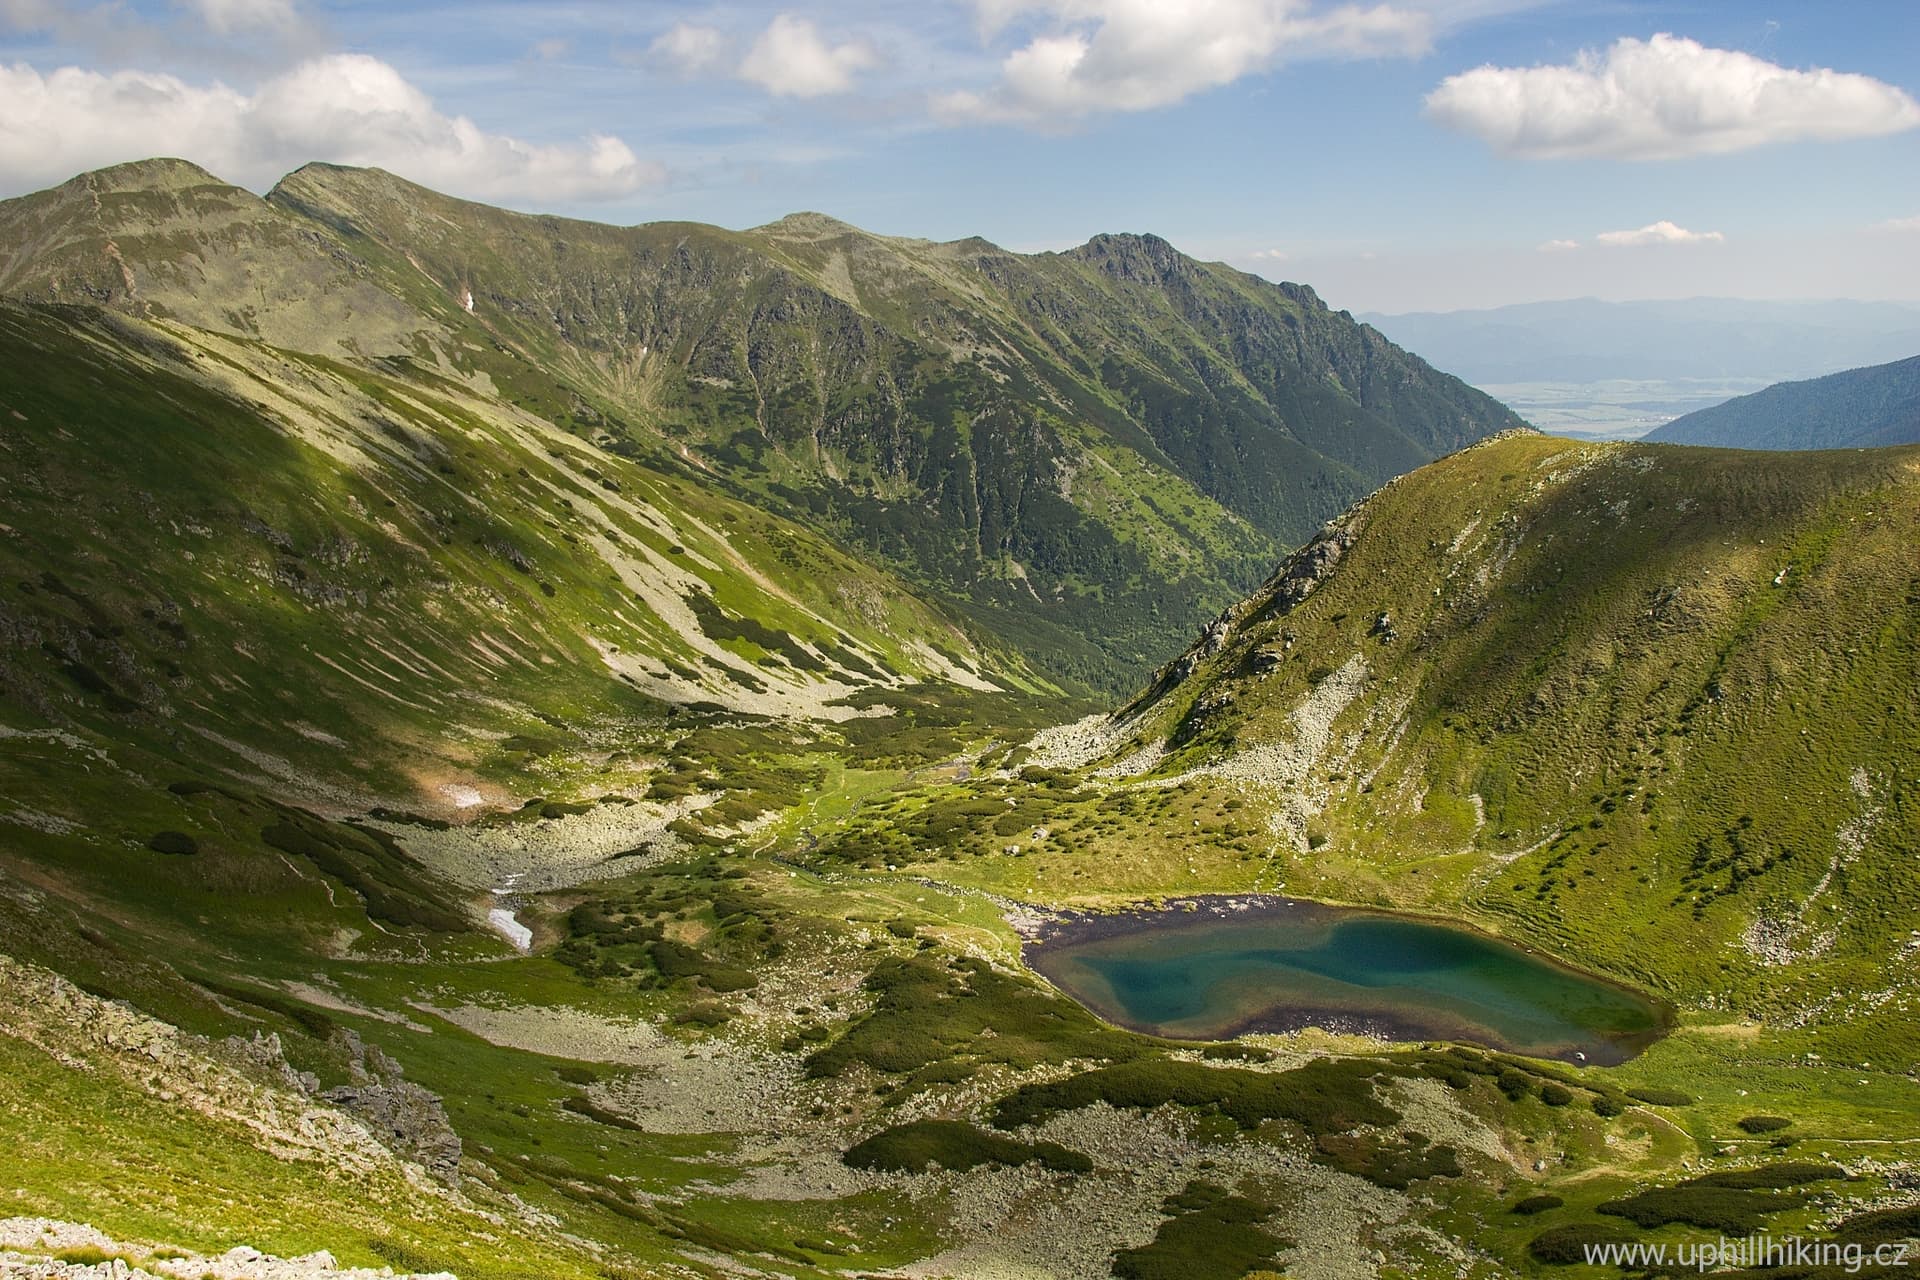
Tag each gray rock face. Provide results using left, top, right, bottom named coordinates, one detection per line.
left=1252, top=521, right=1358, bottom=624
left=319, top=1031, right=462, bottom=1184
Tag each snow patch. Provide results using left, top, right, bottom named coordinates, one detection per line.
left=487, top=908, right=532, bottom=952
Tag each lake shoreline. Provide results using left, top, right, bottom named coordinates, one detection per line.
left=1020, top=892, right=1674, bottom=1064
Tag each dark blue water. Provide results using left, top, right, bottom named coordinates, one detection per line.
left=1025, top=898, right=1667, bottom=1064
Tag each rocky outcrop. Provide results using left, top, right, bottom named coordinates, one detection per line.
left=1119, top=513, right=1364, bottom=720
left=0, top=1219, right=454, bottom=1279
left=320, top=1032, right=461, bottom=1184
left=0, top=956, right=455, bottom=1189
left=1248, top=518, right=1360, bottom=626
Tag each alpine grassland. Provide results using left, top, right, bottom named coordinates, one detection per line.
left=0, top=158, right=1916, bottom=1280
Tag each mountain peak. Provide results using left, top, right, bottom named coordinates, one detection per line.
left=66, top=157, right=234, bottom=196
left=1065, top=231, right=1192, bottom=282
left=267, top=161, right=420, bottom=207
left=754, top=211, right=865, bottom=240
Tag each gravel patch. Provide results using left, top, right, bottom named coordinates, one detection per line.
left=374, top=794, right=718, bottom=892
left=1021, top=715, right=1137, bottom=772
left=0, top=1221, right=451, bottom=1280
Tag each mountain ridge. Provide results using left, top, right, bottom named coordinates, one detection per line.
left=1, top=158, right=1526, bottom=692
left=1646, top=352, right=1920, bottom=449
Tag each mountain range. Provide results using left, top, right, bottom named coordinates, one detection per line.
left=1362, top=297, right=1920, bottom=386
left=0, top=157, right=1522, bottom=695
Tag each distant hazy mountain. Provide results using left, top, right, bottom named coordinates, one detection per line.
left=1646, top=354, right=1920, bottom=449
left=1361, top=298, right=1920, bottom=385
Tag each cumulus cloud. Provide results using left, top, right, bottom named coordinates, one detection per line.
left=936, top=0, right=1432, bottom=125
left=1874, top=214, right=1920, bottom=234
left=1426, top=33, right=1920, bottom=160
left=648, top=21, right=729, bottom=77
left=0, top=55, right=664, bottom=203
left=1536, top=238, right=1580, bottom=252
left=1250, top=246, right=1289, bottom=260
left=1594, top=220, right=1723, bottom=247
left=737, top=14, right=877, bottom=98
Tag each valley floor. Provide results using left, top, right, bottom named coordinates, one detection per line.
left=5, top=710, right=1919, bottom=1280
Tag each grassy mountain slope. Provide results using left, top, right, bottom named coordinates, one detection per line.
left=1, top=158, right=1524, bottom=690
left=1004, top=433, right=1919, bottom=1055
left=1648, top=353, right=1920, bottom=449
left=0, top=158, right=424, bottom=357
left=0, top=299, right=1051, bottom=814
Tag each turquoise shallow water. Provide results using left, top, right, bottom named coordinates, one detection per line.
left=1025, top=898, right=1668, bottom=1064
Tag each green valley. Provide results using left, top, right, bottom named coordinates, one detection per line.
left=0, top=159, right=1917, bottom=1280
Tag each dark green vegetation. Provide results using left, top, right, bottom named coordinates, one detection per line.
left=0, top=158, right=1520, bottom=693
left=841, top=1119, right=1090, bottom=1174
left=1580, top=1161, right=1849, bottom=1239
left=802, top=953, right=1137, bottom=1081
left=1597, top=1183, right=1807, bottom=1234
left=1110, top=1181, right=1286, bottom=1280
left=1526, top=1223, right=1637, bottom=1264
left=1649, top=354, right=1920, bottom=449
left=1737, top=1114, right=1794, bottom=1134
left=555, top=862, right=777, bottom=996
left=990, top=1054, right=1405, bottom=1133
left=1513, top=1163, right=1860, bottom=1271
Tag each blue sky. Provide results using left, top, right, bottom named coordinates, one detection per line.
left=3, top=0, right=1917, bottom=310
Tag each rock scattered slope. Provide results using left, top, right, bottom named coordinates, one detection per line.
left=1, top=1219, right=451, bottom=1280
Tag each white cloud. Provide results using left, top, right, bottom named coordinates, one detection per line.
left=649, top=21, right=729, bottom=77
left=1250, top=246, right=1289, bottom=260
left=1426, top=33, right=1920, bottom=160
left=1874, top=214, right=1920, bottom=234
left=184, top=0, right=299, bottom=34
left=936, top=0, right=1432, bottom=126
left=0, top=56, right=664, bottom=203
left=529, top=37, right=569, bottom=62
left=737, top=14, right=877, bottom=98
left=1594, top=220, right=1723, bottom=247
left=1536, top=238, right=1579, bottom=252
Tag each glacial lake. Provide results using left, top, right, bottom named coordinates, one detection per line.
left=1024, top=897, right=1669, bottom=1064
